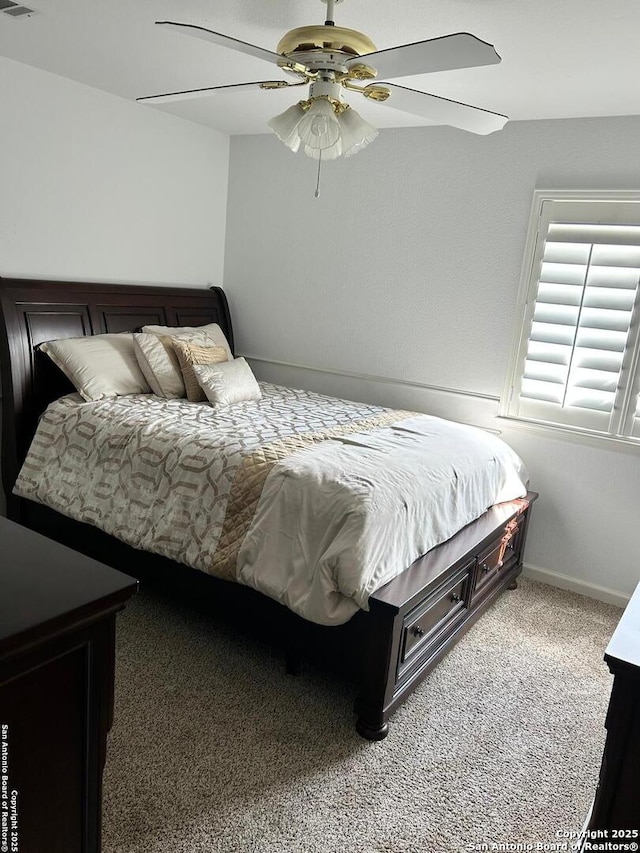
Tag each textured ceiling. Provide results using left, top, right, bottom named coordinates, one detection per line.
left=1, top=0, right=639, bottom=134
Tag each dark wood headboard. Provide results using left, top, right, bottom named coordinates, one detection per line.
left=0, top=277, right=234, bottom=515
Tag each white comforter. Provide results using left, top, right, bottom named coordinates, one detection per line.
left=14, top=384, right=528, bottom=625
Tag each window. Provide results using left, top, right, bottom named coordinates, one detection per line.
left=502, top=191, right=640, bottom=443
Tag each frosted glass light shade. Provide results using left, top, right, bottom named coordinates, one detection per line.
left=297, top=99, right=341, bottom=150
left=304, top=139, right=343, bottom=160
left=338, top=106, right=378, bottom=157
left=267, top=103, right=306, bottom=153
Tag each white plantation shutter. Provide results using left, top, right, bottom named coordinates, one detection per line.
left=506, top=194, right=640, bottom=440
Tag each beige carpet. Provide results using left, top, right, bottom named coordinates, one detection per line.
left=102, top=577, right=621, bottom=853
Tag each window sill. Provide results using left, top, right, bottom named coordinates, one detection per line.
left=496, top=414, right=640, bottom=455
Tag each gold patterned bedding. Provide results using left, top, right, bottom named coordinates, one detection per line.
left=14, top=383, right=528, bottom=625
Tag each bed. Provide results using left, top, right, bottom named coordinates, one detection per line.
left=0, top=277, right=537, bottom=739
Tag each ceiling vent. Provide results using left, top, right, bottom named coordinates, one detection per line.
left=0, top=1, right=37, bottom=16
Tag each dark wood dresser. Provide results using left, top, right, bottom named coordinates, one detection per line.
left=588, top=580, right=640, bottom=831
left=0, top=517, right=137, bottom=853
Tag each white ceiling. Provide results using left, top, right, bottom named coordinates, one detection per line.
left=1, top=0, right=640, bottom=135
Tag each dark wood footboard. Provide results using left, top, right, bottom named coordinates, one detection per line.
left=353, top=492, right=536, bottom=739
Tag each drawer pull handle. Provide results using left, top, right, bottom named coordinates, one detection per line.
left=450, top=593, right=461, bottom=603
left=498, top=520, right=519, bottom=565
left=481, top=563, right=490, bottom=573
left=412, top=626, right=425, bottom=638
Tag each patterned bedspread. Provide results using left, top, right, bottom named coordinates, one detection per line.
left=14, top=383, right=528, bottom=624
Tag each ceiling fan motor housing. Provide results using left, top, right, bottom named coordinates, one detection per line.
left=277, top=25, right=377, bottom=75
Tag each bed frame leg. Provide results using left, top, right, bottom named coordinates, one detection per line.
left=356, top=716, right=389, bottom=741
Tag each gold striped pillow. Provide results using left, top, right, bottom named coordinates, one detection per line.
left=171, top=339, right=228, bottom=402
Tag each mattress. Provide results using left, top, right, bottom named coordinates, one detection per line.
left=14, top=383, right=529, bottom=625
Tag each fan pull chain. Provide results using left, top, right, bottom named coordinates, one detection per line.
left=314, top=150, right=322, bottom=198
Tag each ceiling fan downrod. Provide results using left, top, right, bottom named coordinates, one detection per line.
left=322, top=0, right=343, bottom=27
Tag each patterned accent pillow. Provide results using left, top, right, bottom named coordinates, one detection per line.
left=171, top=339, right=228, bottom=402
left=193, top=358, right=262, bottom=408
left=141, top=322, right=232, bottom=361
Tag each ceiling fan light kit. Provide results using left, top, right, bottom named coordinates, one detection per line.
left=139, top=0, right=508, bottom=168
left=268, top=78, right=378, bottom=159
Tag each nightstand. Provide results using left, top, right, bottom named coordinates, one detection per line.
left=0, top=517, right=137, bottom=853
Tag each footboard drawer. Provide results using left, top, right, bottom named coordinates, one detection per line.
left=399, top=562, right=472, bottom=672
left=356, top=493, right=536, bottom=741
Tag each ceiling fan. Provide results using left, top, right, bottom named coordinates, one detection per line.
left=138, top=0, right=507, bottom=163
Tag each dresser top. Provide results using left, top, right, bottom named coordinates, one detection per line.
left=0, top=517, right=137, bottom=656
left=605, top=580, right=640, bottom=675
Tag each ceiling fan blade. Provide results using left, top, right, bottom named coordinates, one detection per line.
left=137, top=80, right=302, bottom=105
left=155, top=21, right=290, bottom=68
left=367, top=82, right=507, bottom=135
left=348, top=33, right=500, bottom=80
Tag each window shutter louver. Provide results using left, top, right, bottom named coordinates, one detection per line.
left=506, top=194, right=640, bottom=441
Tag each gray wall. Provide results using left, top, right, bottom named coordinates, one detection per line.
left=224, top=115, right=640, bottom=603
left=0, top=57, right=230, bottom=283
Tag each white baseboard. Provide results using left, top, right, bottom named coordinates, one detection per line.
left=523, top=563, right=630, bottom=609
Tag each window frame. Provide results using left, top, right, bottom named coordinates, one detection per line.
left=500, top=189, right=640, bottom=447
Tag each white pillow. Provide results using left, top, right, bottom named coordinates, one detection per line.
left=39, top=334, right=151, bottom=402
left=141, top=322, right=232, bottom=361
left=193, top=358, right=262, bottom=408
left=133, top=333, right=185, bottom=399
